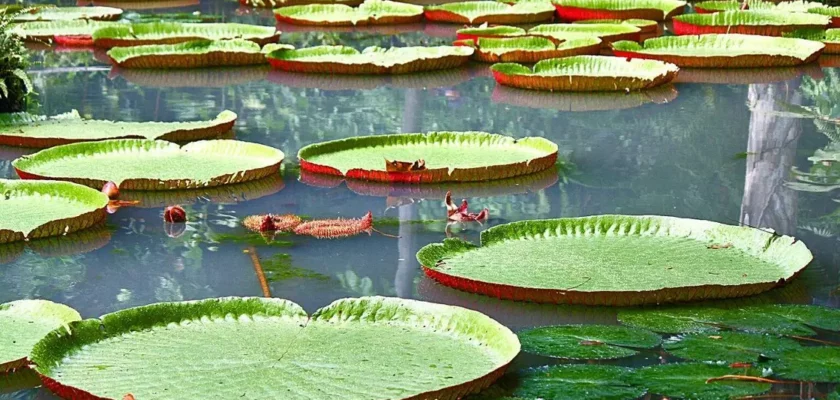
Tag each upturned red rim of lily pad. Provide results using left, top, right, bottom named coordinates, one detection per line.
left=423, top=8, right=555, bottom=24
left=671, top=19, right=826, bottom=35
left=553, top=4, right=685, bottom=22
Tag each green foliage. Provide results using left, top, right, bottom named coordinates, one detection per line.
left=0, top=8, right=33, bottom=112
left=629, top=363, right=771, bottom=400
left=511, top=365, right=643, bottom=400
left=0, top=299, right=81, bottom=371
left=618, top=306, right=817, bottom=335
left=518, top=324, right=661, bottom=359
left=664, top=332, right=801, bottom=363
left=260, top=253, right=329, bottom=282
left=769, top=347, right=840, bottom=382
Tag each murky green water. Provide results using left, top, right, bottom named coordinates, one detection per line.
left=2, top=1, right=840, bottom=398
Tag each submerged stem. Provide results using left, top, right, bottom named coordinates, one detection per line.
left=706, top=375, right=792, bottom=385
left=787, top=335, right=840, bottom=347
left=246, top=245, right=272, bottom=298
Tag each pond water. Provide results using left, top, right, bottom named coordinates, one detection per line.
left=2, top=0, right=840, bottom=398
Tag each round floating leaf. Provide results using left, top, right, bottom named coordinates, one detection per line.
left=490, top=55, right=679, bottom=92
left=673, top=10, right=830, bottom=36
left=0, top=179, right=109, bottom=243
left=456, top=25, right=526, bottom=41
left=629, top=363, right=771, bottom=400
left=9, top=20, right=121, bottom=43
left=612, top=34, right=824, bottom=68
left=618, top=307, right=817, bottom=335
left=787, top=28, right=840, bottom=54
left=12, top=6, right=122, bottom=22
left=92, top=22, right=280, bottom=48
left=417, top=216, right=813, bottom=306
left=664, top=332, right=802, bottom=363
left=807, top=7, right=840, bottom=28
left=266, top=45, right=473, bottom=74
left=751, top=304, right=840, bottom=332
left=769, top=347, right=840, bottom=382
left=693, top=0, right=741, bottom=13
left=107, top=39, right=283, bottom=69
left=529, top=23, right=642, bottom=44
left=424, top=1, right=555, bottom=24
left=0, top=300, right=81, bottom=372
left=274, top=0, right=423, bottom=26
left=573, top=18, right=658, bottom=33
left=0, top=110, right=236, bottom=148
left=13, top=139, right=284, bottom=191
left=552, top=0, right=687, bottom=21
left=298, top=131, right=558, bottom=183
left=512, top=364, right=644, bottom=400
left=518, top=324, right=661, bottom=359
left=464, top=36, right=602, bottom=63
left=32, top=296, right=520, bottom=399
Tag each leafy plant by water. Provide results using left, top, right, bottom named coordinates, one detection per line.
left=0, top=8, right=33, bottom=112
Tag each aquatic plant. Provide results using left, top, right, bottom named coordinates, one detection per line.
left=0, top=9, right=33, bottom=113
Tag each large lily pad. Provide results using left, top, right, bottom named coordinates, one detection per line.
left=456, top=24, right=526, bottom=41
left=664, top=332, right=802, bottom=363
left=787, top=28, right=840, bottom=54
left=274, top=0, right=423, bottom=26
left=552, top=0, right=687, bottom=21
left=672, top=10, right=830, bottom=36
left=266, top=45, right=473, bottom=74
left=511, top=365, right=644, bottom=400
left=491, top=55, right=678, bottom=92
left=769, top=347, right=840, bottom=382
left=628, top=363, right=771, bottom=400
left=573, top=18, right=659, bottom=33
left=9, top=20, right=120, bottom=43
left=416, top=216, right=813, bottom=306
left=32, top=296, right=519, bottom=399
left=0, top=179, right=109, bottom=244
left=424, top=1, right=556, bottom=24
left=13, top=139, right=284, bottom=191
left=752, top=304, right=840, bottom=331
left=12, top=6, right=122, bottom=22
left=611, top=34, right=824, bottom=68
left=617, top=306, right=818, bottom=335
left=92, top=22, right=280, bottom=48
left=298, top=132, right=558, bottom=183
left=529, top=23, right=642, bottom=44
left=459, top=36, right=601, bottom=63
left=693, top=0, right=741, bottom=13
left=807, top=7, right=840, bottom=28
left=518, top=324, right=661, bottom=359
left=0, top=300, right=81, bottom=372
left=107, top=40, right=283, bottom=69
left=0, top=110, right=236, bottom=148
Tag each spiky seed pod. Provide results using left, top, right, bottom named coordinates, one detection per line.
left=243, top=214, right=303, bottom=233
left=294, top=212, right=373, bottom=239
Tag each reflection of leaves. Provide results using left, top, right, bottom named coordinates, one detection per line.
left=664, top=332, right=801, bottom=363
left=629, top=363, right=771, bottom=400
left=154, top=275, right=183, bottom=302
left=518, top=324, right=661, bottom=360
left=769, top=347, right=840, bottom=382
left=0, top=255, right=86, bottom=302
left=335, top=270, right=394, bottom=296
left=209, top=233, right=293, bottom=248
left=261, top=254, right=329, bottom=283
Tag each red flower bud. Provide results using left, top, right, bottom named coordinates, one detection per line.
left=101, top=181, right=119, bottom=200
left=163, top=205, right=187, bottom=223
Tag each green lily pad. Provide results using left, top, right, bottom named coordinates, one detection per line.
left=611, top=34, right=825, bottom=68
left=456, top=25, right=526, bottom=41
left=512, top=364, right=644, bottom=400
left=107, top=40, right=285, bottom=69
left=787, top=28, right=840, bottom=54
left=693, top=0, right=741, bottom=13
left=31, top=296, right=520, bottom=399
left=617, top=306, right=817, bottom=335
left=0, top=300, right=81, bottom=372
left=673, top=10, right=830, bottom=36
left=424, top=1, right=556, bottom=24
left=552, top=0, right=687, bottom=21
left=266, top=45, right=473, bottom=75
left=13, top=139, right=285, bottom=191
left=529, top=23, right=642, bottom=43
left=12, top=6, right=122, bottom=22
left=297, top=131, right=558, bottom=183
left=463, top=36, right=602, bottom=63
left=418, top=216, right=812, bottom=306
left=664, top=332, right=802, bottom=363
left=92, top=22, right=280, bottom=48
left=769, top=347, right=840, bottom=382
left=751, top=304, right=840, bottom=332
left=0, top=179, right=109, bottom=244
left=0, top=110, right=236, bottom=148
left=9, top=20, right=121, bottom=42
left=629, top=363, right=771, bottom=400
left=573, top=18, right=658, bottom=32
left=518, top=324, right=661, bottom=359
left=491, top=55, right=679, bottom=92
left=274, top=0, right=423, bottom=26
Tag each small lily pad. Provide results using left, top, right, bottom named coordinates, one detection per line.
left=0, top=300, right=81, bottom=372
left=518, top=324, right=661, bottom=359
left=752, top=304, right=840, bottom=332
left=512, top=364, right=644, bottom=400
left=618, top=307, right=817, bottom=335
left=664, top=332, right=802, bottom=363
left=769, top=347, right=840, bottom=382
left=629, top=363, right=771, bottom=400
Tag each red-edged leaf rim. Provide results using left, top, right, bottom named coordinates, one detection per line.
left=786, top=28, right=840, bottom=54
left=266, top=45, right=473, bottom=75
left=424, top=1, right=556, bottom=24
left=672, top=10, right=830, bottom=36
left=9, top=20, right=121, bottom=44
left=273, top=0, right=423, bottom=26
left=91, top=22, right=280, bottom=48
left=552, top=0, right=687, bottom=21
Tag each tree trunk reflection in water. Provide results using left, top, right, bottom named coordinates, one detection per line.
left=396, top=89, right=424, bottom=298
left=741, top=81, right=802, bottom=236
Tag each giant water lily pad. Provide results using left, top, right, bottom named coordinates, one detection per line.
left=298, top=132, right=558, bottom=183
left=611, top=34, right=824, bottom=68
left=9, top=20, right=120, bottom=43
left=672, top=10, right=830, bottom=36
left=769, top=347, right=840, bottom=382
left=458, top=36, right=601, bottom=63
left=424, top=1, right=555, bottom=24
left=629, top=363, right=771, bottom=400
left=266, top=45, right=473, bottom=74
left=92, top=22, right=280, bottom=48
left=456, top=24, right=526, bottom=41
left=552, top=0, right=687, bottom=21
left=13, top=139, right=284, bottom=191
left=753, top=304, right=840, bottom=331
left=0, top=110, right=236, bottom=148
left=274, top=0, right=423, bottom=26
left=0, top=300, right=81, bottom=372
left=416, top=216, right=813, bottom=306
left=511, top=365, right=644, bottom=400
left=807, top=7, right=840, bottom=28
left=0, top=179, right=109, bottom=243
left=107, top=40, right=284, bottom=69
left=664, top=332, right=802, bottom=363
left=787, top=28, right=840, bottom=54
left=617, top=306, right=819, bottom=335
left=573, top=18, right=659, bottom=33
left=12, top=6, right=123, bottom=22
left=31, top=296, right=519, bottom=399
left=491, top=55, right=678, bottom=92
left=518, top=324, right=661, bottom=359
left=693, top=0, right=741, bottom=13
left=528, top=23, right=642, bottom=44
